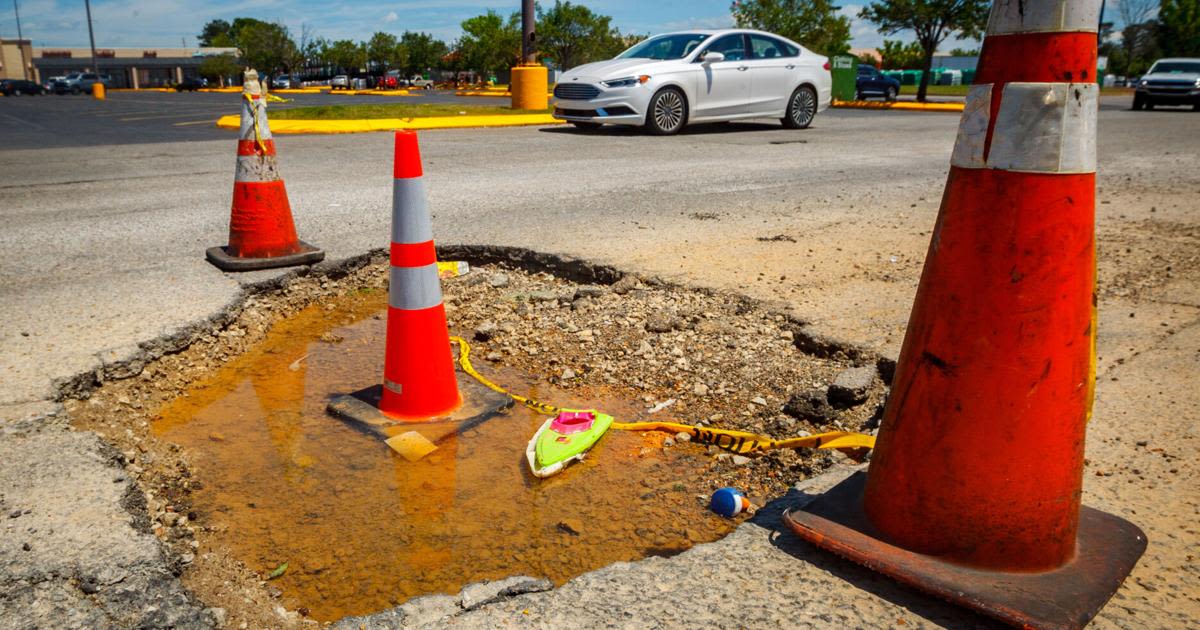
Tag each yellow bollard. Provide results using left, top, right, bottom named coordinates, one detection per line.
left=509, top=64, right=548, bottom=110
left=92, top=83, right=106, bottom=100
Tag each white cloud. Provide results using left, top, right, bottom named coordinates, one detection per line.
left=383, top=11, right=398, bottom=23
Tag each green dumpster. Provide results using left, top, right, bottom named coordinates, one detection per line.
left=830, top=55, right=858, bottom=101
left=962, top=69, right=976, bottom=85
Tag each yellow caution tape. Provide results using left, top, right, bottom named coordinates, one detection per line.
left=243, top=93, right=267, bottom=154
left=265, top=93, right=291, bottom=104
left=449, top=336, right=874, bottom=459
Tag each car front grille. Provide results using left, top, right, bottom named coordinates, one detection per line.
left=1145, top=81, right=1193, bottom=92
left=555, top=108, right=597, bottom=118
left=554, top=83, right=601, bottom=100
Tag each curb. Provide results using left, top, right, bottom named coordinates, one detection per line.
left=833, top=99, right=964, bottom=112
left=456, top=91, right=553, bottom=98
left=214, top=113, right=562, bottom=134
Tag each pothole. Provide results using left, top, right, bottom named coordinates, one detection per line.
left=67, top=250, right=887, bottom=628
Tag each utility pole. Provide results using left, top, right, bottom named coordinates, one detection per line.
left=13, top=0, right=27, bottom=79
left=521, top=0, right=535, bottom=64
left=84, top=0, right=98, bottom=76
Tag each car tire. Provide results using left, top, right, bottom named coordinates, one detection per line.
left=71, top=87, right=80, bottom=95
left=1194, top=102, right=1200, bottom=112
left=855, top=88, right=864, bottom=101
left=885, top=86, right=898, bottom=102
left=1145, top=100, right=1155, bottom=110
left=645, top=87, right=687, bottom=135
left=571, top=121, right=603, bottom=130
left=783, top=85, right=818, bottom=129
left=1131, top=93, right=1144, bottom=110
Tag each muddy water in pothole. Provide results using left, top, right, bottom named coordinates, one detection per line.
left=152, top=290, right=734, bottom=621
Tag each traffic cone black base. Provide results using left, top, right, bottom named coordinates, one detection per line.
left=783, top=472, right=1146, bottom=630
left=205, top=241, right=324, bottom=272
left=327, top=373, right=512, bottom=447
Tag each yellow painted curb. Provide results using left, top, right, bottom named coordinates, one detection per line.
left=199, top=87, right=242, bottom=93
left=274, top=88, right=322, bottom=94
left=833, top=99, right=964, bottom=112
left=456, top=90, right=554, bottom=98
left=215, top=113, right=562, bottom=134
left=110, top=87, right=175, bottom=92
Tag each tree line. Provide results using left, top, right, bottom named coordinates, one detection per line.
left=1101, top=0, right=1200, bottom=77
left=194, top=1, right=637, bottom=82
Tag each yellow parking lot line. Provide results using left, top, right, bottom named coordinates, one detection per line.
left=173, top=120, right=217, bottom=126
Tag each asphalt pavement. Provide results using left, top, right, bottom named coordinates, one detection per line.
left=0, top=90, right=495, bottom=149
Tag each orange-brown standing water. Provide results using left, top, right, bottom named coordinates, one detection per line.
left=152, top=290, right=735, bottom=621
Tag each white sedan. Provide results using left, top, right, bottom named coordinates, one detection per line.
left=552, top=29, right=832, bottom=135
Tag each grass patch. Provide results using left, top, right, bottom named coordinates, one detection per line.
left=900, top=84, right=1134, bottom=97
left=270, top=103, right=550, bottom=120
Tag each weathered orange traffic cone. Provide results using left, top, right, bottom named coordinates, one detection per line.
left=378, top=130, right=462, bottom=420
left=206, top=70, right=323, bottom=271
left=782, top=1, right=1146, bottom=628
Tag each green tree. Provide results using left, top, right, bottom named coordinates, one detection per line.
left=948, top=46, right=979, bottom=55
left=879, top=39, right=924, bottom=68
left=859, top=0, right=989, bottom=101
left=326, top=39, right=366, bottom=74
left=458, top=10, right=521, bottom=77
left=1159, top=0, right=1200, bottom=56
left=198, top=53, right=240, bottom=86
left=237, top=20, right=299, bottom=76
left=537, top=1, right=626, bottom=70
left=198, top=19, right=233, bottom=47
left=401, top=31, right=450, bottom=76
left=366, top=31, right=406, bottom=71
left=730, top=0, right=852, bottom=56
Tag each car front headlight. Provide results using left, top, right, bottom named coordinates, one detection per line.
left=1194, top=78, right=1200, bottom=88
left=602, top=75, right=650, bottom=88
left=1139, top=79, right=1148, bottom=86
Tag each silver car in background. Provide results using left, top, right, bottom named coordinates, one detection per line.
left=552, top=29, right=832, bottom=135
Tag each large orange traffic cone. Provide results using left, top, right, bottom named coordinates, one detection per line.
left=378, top=131, right=462, bottom=421
left=782, top=1, right=1145, bottom=627
left=206, top=70, right=323, bottom=271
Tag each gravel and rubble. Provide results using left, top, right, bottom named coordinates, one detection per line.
left=55, top=251, right=891, bottom=628
left=54, top=249, right=892, bottom=624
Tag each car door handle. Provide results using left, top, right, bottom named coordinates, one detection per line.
left=738, top=66, right=749, bottom=71
left=786, top=64, right=795, bottom=69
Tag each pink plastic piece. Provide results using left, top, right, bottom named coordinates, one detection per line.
left=550, top=411, right=595, bottom=435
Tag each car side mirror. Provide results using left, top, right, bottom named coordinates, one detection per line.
left=701, top=51, right=725, bottom=64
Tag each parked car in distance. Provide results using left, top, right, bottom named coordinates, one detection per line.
left=551, top=29, right=831, bottom=134
left=1133, top=58, right=1200, bottom=110
left=408, top=76, right=434, bottom=89
left=330, top=75, right=350, bottom=90
left=380, top=70, right=402, bottom=89
left=856, top=65, right=900, bottom=101
left=1, top=79, right=47, bottom=95
left=175, top=77, right=206, bottom=92
left=273, top=75, right=295, bottom=89
left=59, top=72, right=108, bottom=94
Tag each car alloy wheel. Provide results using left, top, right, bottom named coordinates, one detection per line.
left=886, top=86, right=898, bottom=102
left=648, top=88, right=685, bottom=135
left=784, top=86, right=817, bottom=129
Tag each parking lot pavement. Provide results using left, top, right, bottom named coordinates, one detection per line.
left=0, top=90, right=492, bottom=149
left=0, top=91, right=1197, bottom=627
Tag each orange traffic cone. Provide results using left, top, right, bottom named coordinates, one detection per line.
left=782, top=1, right=1146, bottom=628
left=378, top=131, right=462, bottom=420
left=325, top=130, right=510, bottom=452
left=206, top=70, right=323, bottom=271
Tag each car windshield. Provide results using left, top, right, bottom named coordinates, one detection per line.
left=617, top=33, right=709, bottom=60
left=1150, top=61, right=1200, bottom=73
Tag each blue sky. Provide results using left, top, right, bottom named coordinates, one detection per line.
left=3, top=0, right=966, bottom=51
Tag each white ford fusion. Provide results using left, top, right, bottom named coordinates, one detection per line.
left=552, top=29, right=832, bottom=134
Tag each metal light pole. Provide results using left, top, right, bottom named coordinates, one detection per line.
left=510, top=0, right=547, bottom=110
left=13, top=0, right=27, bottom=79
left=84, top=0, right=98, bottom=76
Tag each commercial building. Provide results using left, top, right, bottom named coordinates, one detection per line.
left=30, top=46, right=237, bottom=88
left=0, top=38, right=34, bottom=80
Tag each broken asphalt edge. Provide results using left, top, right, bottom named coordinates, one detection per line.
left=3, top=244, right=888, bottom=627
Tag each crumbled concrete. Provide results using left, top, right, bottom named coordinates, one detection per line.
left=827, top=366, right=876, bottom=408
left=0, top=415, right=213, bottom=629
